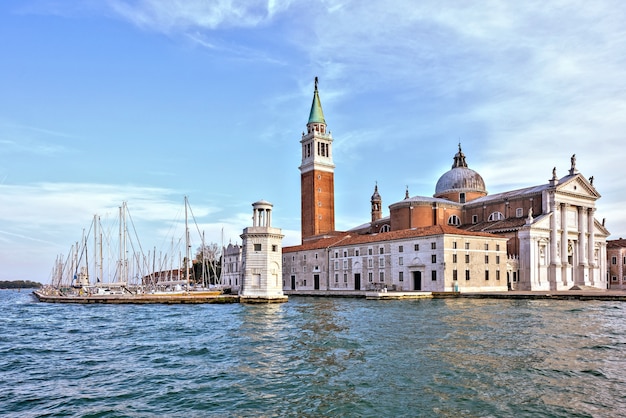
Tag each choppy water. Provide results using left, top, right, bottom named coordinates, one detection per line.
left=1, top=290, right=625, bottom=417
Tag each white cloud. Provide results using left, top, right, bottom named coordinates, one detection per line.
left=106, top=0, right=292, bottom=32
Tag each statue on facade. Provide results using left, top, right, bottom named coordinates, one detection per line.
left=571, top=154, right=576, bottom=170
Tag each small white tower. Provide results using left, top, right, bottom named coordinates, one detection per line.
left=239, top=200, right=287, bottom=303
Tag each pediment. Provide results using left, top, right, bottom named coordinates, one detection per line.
left=555, top=174, right=600, bottom=200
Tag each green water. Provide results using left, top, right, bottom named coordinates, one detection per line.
left=1, top=291, right=625, bottom=417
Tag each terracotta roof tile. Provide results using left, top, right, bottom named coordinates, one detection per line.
left=283, top=225, right=504, bottom=253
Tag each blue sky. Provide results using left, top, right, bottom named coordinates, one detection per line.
left=1, top=1, right=625, bottom=282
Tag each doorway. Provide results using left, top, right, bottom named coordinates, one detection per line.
left=314, top=274, right=320, bottom=290
left=413, top=271, right=422, bottom=291
left=354, top=273, right=361, bottom=290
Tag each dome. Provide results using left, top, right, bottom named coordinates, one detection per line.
left=371, top=184, right=381, bottom=202
left=435, top=167, right=486, bottom=195
left=434, top=145, right=486, bottom=196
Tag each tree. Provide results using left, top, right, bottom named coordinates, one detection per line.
left=194, top=243, right=222, bottom=286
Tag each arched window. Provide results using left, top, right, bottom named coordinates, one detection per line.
left=448, top=215, right=461, bottom=226
left=488, top=211, right=504, bottom=221
left=380, top=224, right=391, bottom=232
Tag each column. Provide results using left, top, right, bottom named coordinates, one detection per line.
left=578, top=206, right=587, bottom=265
left=560, top=203, right=568, bottom=286
left=588, top=208, right=596, bottom=285
left=549, top=194, right=559, bottom=291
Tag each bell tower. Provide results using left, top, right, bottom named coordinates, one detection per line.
left=300, top=77, right=335, bottom=241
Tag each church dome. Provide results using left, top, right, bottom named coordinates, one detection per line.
left=434, top=145, right=486, bottom=197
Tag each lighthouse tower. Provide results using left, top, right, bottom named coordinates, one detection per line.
left=239, top=200, right=287, bottom=303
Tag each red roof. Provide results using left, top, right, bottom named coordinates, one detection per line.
left=283, top=225, right=504, bottom=253
left=607, top=238, right=626, bottom=249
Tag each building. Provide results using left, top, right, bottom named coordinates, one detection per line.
left=282, top=79, right=609, bottom=292
left=221, top=243, right=242, bottom=292
left=607, top=238, right=626, bottom=290
left=240, top=200, right=287, bottom=302
left=283, top=226, right=510, bottom=292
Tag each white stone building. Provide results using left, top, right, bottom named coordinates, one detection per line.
left=283, top=226, right=509, bottom=292
left=221, top=243, right=242, bottom=292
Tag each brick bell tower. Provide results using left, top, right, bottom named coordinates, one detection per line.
left=300, top=77, right=335, bottom=241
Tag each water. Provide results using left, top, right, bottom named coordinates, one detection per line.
left=1, top=290, right=625, bottom=417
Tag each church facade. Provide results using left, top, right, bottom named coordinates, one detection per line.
left=282, top=80, right=609, bottom=292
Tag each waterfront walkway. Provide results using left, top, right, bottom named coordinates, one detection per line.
left=284, top=289, right=626, bottom=301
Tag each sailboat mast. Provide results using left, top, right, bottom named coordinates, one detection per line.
left=185, top=196, right=190, bottom=291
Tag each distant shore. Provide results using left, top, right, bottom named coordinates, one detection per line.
left=0, top=280, right=42, bottom=290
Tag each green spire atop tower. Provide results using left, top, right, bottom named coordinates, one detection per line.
left=308, top=76, right=326, bottom=125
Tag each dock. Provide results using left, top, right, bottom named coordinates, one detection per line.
left=284, top=289, right=626, bottom=301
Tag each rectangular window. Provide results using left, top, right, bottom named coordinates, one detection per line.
left=414, top=244, right=419, bottom=251
left=431, top=242, right=436, bottom=250
left=343, top=273, right=347, bottom=283
left=335, top=251, right=338, bottom=258
left=496, top=255, right=500, bottom=264
left=303, top=266, right=306, bottom=272
left=335, top=273, right=339, bottom=283
left=399, top=245, right=404, bottom=253
left=612, top=276, right=618, bottom=282
left=485, top=255, right=489, bottom=264
left=465, top=254, right=470, bottom=263
left=379, top=257, right=385, bottom=267
left=379, top=271, right=385, bottom=282
left=472, top=215, right=478, bottom=224
left=379, top=247, right=384, bottom=254
left=496, top=270, right=500, bottom=280
left=485, top=270, right=489, bottom=281
left=431, top=254, right=437, bottom=263
left=612, top=256, right=617, bottom=265
left=465, top=270, right=470, bottom=281
left=368, top=272, right=373, bottom=282
left=453, top=269, right=458, bottom=281
left=303, top=254, right=307, bottom=261
left=254, top=243, right=262, bottom=251
left=343, top=260, right=348, bottom=269
left=465, top=242, right=470, bottom=250
left=334, top=261, right=339, bottom=270
left=496, top=244, right=500, bottom=251
left=399, top=271, right=404, bottom=282
left=484, top=243, right=489, bottom=251
left=460, top=192, right=466, bottom=203
left=368, top=258, right=373, bottom=268
left=453, top=241, right=457, bottom=249
left=272, top=245, right=277, bottom=252
left=355, top=250, right=360, bottom=256
left=315, top=253, right=318, bottom=259
left=453, top=254, right=457, bottom=263
left=368, top=248, right=373, bottom=255
left=399, top=257, right=404, bottom=266
left=431, top=270, right=437, bottom=281
left=343, top=250, right=347, bottom=257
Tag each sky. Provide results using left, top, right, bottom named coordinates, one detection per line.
left=1, top=0, right=625, bottom=283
